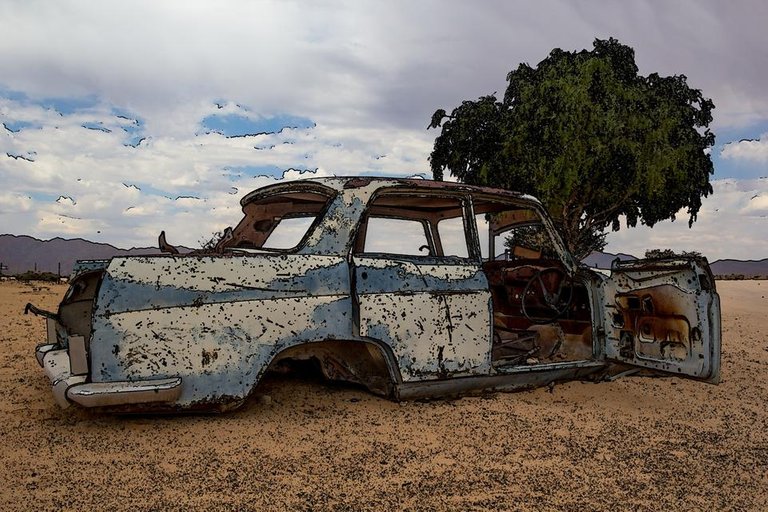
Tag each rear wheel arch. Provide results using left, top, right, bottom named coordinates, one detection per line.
left=258, top=338, right=401, bottom=398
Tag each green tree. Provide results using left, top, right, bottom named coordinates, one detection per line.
left=429, top=38, right=715, bottom=260
left=644, top=248, right=702, bottom=260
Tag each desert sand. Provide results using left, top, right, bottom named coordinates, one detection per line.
left=0, top=280, right=766, bottom=511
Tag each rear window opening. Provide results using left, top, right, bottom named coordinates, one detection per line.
left=216, top=186, right=335, bottom=253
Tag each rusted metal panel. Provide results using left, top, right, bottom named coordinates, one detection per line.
left=100, top=254, right=349, bottom=299
left=46, top=317, right=57, bottom=345
left=68, top=335, right=88, bottom=375
left=443, top=291, right=494, bottom=371
left=601, top=258, right=721, bottom=382
left=358, top=289, right=452, bottom=381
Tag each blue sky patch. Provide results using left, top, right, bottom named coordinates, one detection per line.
left=98, top=111, right=146, bottom=146
left=41, top=94, right=100, bottom=115
left=81, top=121, right=111, bottom=133
left=202, top=113, right=315, bottom=137
left=712, top=119, right=768, bottom=179
left=1, top=86, right=147, bottom=146
left=1, top=86, right=100, bottom=115
left=110, top=107, right=145, bottom=147
left=118, top=120, right=145, bottom=147
left=2, top=120, right=36, bottom=132
left=0, top=86, right=30, bottom=102
left=121, top=182, right=190, bottom=199
left=29, top=193, right=63, bottom=203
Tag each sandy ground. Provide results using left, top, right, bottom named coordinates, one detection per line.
left=0, top=280, right=766, bottom=511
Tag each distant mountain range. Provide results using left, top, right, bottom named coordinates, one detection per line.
left=707, top=258, right=768, bottom=278
left=1, top=234, right=766, bottom=279
left=0, top=234, right=191, bottom=276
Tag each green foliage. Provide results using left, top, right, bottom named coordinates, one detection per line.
left=429, top=38, right=715, bottom=260
left=503, top=225, right=558, bottom=259
left=644, top=248, right=702, bottom=259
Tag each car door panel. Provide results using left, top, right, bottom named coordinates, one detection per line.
left=601, top=258, right=720, bottom=382
left=353, top=256, right=492, bottom=381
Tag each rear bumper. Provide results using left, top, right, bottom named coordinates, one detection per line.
left=35, top=342, right=183, bottom=409
left=37, top=343, right=87, bottom=408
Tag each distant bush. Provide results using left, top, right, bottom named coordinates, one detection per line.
left=644, top=248, right=703, bottom=259
left=199, top=230, right=226, bottom=252
left=714, top=274, right=768, bottom=280
left=15, top=271, right=61, bottom=282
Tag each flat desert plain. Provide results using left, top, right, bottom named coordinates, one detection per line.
left=0, top=280, right=766, bottom=511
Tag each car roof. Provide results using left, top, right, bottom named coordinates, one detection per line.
left=240, top=176, right=538, bottom=207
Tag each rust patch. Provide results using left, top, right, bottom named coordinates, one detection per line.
left=201, top=349, right=218, bottom=367
left=343, top=177, right=373, bottom=189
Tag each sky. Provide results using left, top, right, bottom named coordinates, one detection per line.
left=1, top=0, right=767, bottom=260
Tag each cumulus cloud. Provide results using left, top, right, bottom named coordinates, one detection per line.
left=720, top=134, right=768, bottom=164
left=0, top=192, right=33, bottom=214
left=0, top=95, right=433, bottom=247
left=739, top=193, right=768, bottom=216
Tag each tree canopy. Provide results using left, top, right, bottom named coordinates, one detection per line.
left=428, top=38, right=715, bottom=259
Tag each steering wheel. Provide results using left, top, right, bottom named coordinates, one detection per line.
left=521, top=267, right=574, bottom=324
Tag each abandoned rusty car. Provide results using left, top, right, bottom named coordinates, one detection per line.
left=29, top=177, right=721, bottom=411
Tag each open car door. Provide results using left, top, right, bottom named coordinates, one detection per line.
left=601, top=257, right=721, bottom=382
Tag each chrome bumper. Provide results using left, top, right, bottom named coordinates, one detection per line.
left=35, top=342, right=183, bottom=409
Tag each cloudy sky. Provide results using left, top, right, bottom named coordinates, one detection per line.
left=1, top=0, right=767, bottom=260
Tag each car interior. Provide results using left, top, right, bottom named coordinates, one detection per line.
left=472, top=196, right=594, bottom=366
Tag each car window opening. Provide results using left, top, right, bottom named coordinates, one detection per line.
left=218, top=187, right=334, bottom=252
left=354, top=193, right=469, bottom=259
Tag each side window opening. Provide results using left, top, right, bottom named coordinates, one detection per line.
left=356, top=193, right=471, bottom=259
left=437, top=217, right=469, bottom=258
left=476, top=214, right=490, bottom=260
left=499, top=222, right=558, bottom=261
left=474, top=205, right=558, bottom=261
left=217, top=186, right=334, bottom=252
left=363, top=217, right=430, bottom=256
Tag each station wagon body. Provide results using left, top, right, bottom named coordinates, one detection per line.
left=29, top=177, right=721, bottom=411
